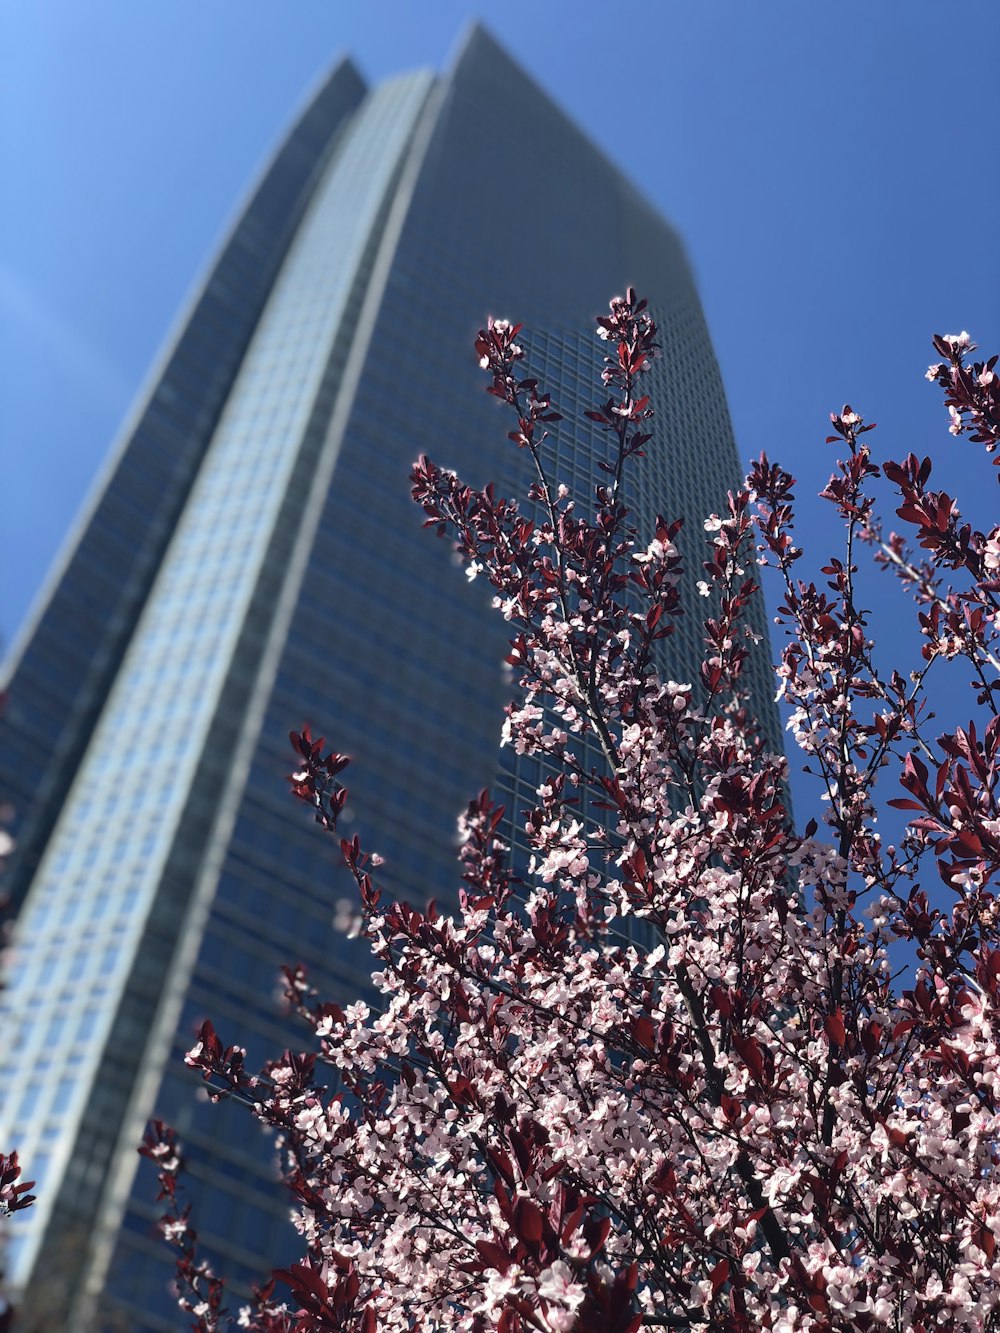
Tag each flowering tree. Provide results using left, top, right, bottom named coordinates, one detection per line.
left=144, top=293, right=1000, bottom=1331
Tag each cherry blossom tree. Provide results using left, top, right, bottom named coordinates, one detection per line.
left=145, top=292, right=1000, bottom=1331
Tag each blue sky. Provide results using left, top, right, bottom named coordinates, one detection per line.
left=3, top=0, right=999, bottom=715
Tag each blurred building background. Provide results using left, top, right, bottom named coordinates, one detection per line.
left=0, top=26, right=774, bottom=1330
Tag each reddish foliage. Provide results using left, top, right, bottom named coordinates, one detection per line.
left=149, top=301, right=1000, bottom=1330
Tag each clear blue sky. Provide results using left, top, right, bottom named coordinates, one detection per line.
left=3, top=0, right=998, bottom=686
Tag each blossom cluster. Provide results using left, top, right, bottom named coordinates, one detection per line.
left=157, top=297, right=1000, bottom=1332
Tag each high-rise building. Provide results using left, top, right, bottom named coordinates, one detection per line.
left=0, top=26, right=777, bottom=1330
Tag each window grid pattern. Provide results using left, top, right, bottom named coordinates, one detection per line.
left=0, top=71, right=433, bottom=1296
left=0, top=61, right=367, bottom=917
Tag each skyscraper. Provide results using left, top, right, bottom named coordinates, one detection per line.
left=0, top=26, right=776, bottom=1330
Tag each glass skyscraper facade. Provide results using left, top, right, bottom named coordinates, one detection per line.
left=0, top=27, right=777, bottom=1330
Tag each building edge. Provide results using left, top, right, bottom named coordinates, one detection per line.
left=0, top=58, right=368, bottom=916
left=70, top=68, right=445, bottom=1330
